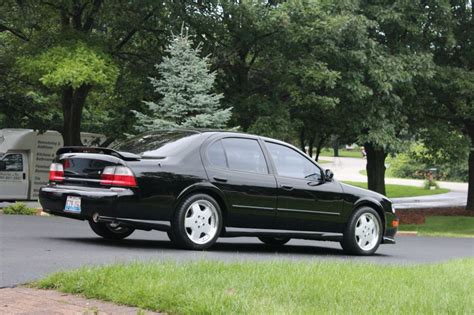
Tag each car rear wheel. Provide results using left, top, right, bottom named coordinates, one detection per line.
left=88, top=220, right=134, bottom=240
left=258, top=236, right=290, bottom=246
left=171, top=194, right=222, bottom=250
left=341, top=207, right=382, bottom=255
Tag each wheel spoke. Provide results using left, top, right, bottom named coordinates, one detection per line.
left=201, top=207, right=212, bottom=219
left=366, top=220, right=375, bottom=231
left=192, top=203, right=201, bottom=214
left=185, top=217, right=197, bottom=229
left=355, top=224, right=364, bottom=237
left=191, top=230, right=201, bottom=241
left=201, top=224, right=212, bottom=235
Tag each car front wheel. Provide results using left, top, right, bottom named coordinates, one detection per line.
left=341, top=207, right=382, bottom=255
left=88, top=220, right=134, bottom=240
left=171, top=194, right=222, bottom=250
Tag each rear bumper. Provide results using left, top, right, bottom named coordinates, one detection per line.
left=39, top=184, right=136, bottom=220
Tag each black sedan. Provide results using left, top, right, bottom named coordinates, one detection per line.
left=39, top=129, right=398, bottom=255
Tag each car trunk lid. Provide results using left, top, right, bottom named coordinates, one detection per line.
left=54, top=147, right=139, bottom=187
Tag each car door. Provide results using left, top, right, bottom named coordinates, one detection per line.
left=203, top=136, right=278, bottom=228
left=264, top=141, right=344, bottom=232
left=0, top=152, right=29, bottom=200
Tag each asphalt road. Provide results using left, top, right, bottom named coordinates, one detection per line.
left=1, top=215, right=473, bottom=288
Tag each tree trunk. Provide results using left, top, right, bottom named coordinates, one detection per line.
left=308, top=137, right=314, bottom=159
left=467, top=147, right=474, bottom=211
left=314, top=136, right=327, bottom=162
left=299, top=128, right=306, bottom=153
left=333, top=138, right=339, bottom=157
left=467, top=125, right=474, bottom=211
left=61, top=85, right=91, bottom=146
left=365, top=142, right=387, bottom=196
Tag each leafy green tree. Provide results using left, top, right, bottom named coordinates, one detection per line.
left=174, top=1, right=284, bottom=131
left=0, top=0, right=170, bottom=145
left=17, top=42, right=119, bottom=144
left=343, top=0, right=435, bottom=195
left=136, top=30, right=231, bottom=130
left=388, top=0, right=474, bottom=209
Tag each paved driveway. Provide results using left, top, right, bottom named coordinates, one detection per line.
left=1, top=215, right=473, bottom=287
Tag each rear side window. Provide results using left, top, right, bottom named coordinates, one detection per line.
left=222, top=138, right=268, bottom=174
left=207, top=140, right=227, bottom=168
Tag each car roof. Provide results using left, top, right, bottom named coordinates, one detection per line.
left=150, top=128, right=301, bottom=152
left=147, top=128, right=295, bottom=146
left=142, top=129, right=317, bottom=164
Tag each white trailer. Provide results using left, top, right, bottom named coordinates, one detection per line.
left=0, top=129, right=105, bottom=200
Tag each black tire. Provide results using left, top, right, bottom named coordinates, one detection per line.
left=167, top=230, right=178, bottom=244
left=88, top=220, right=134, bottom=240
left=341, top=206, right=383, bottom=255
left=171, top=193, right=223, bottom=250
left=258, top=236, right=291, bottom=246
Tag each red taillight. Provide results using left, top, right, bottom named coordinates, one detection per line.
left=49, top=163, right=64, bottom=182
left=100, top=166, right=137, bottom=187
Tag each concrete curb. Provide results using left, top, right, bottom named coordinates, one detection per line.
left=397, top=231, right=418, bottom=236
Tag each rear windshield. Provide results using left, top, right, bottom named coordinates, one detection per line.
left=113, top=130, right=201, bottom=158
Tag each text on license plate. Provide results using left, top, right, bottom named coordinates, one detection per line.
left=64, top=196, right=81, bottom=213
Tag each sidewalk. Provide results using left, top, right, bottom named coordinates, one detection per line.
left=0, top=287, right=159, bottom=315
left=321, top=156, right=468, bottom=208
left=324, top=156, right=468, bottom=191
left=391, top=191, right=467, bottom=209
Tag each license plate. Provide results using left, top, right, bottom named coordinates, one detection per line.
left=64, top=196, right=81, bottom=213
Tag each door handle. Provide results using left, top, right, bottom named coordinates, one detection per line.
left=280, top=184, right=293, bottom=190
left=23, top=173, right=26, bottom=180
left=213, top=176, right=228, bottom=183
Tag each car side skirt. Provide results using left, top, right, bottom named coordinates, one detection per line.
left=222, top=227, right=343, bottom=242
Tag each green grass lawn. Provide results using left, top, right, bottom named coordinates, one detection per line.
left=319, top=148, right=363, bottom=158
left=34, top=259, right=473, bottom=314
left=400, top=216, right=474, bottom=238
left=343, top=181, right=449, bottom=198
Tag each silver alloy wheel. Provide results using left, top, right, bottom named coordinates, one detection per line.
left=184, top=200, right=219, bottom=245
left=354, top=213, right=380, bottom=251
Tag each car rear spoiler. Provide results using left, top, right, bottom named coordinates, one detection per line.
left=57, top=146, right=141, bottom=161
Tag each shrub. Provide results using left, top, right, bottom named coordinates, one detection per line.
left=423, top=180, right=440, bottom=190
left=388, top=143, right=468, bottom=182
left=2, top=202, right=37, bottom=215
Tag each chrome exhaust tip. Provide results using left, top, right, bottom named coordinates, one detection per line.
left=92, top=212, right=100, bottom=223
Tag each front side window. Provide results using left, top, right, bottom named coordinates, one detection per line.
left=266, top=142, right=321, bottom=180
left=222, top=138, right=268, bottom=174
left=0, top=154, right=23, bottom=171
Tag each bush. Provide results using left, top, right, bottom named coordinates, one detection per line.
left=388, top=143, right=468, bottom=182
left=423, top=180, right=440, bottom=190
left=2, top=202, right=38, bottom=215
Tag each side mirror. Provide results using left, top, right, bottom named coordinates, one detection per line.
left=0, top=161, right=6, bottom=171
left=325, top=169, right=334, bottom=181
